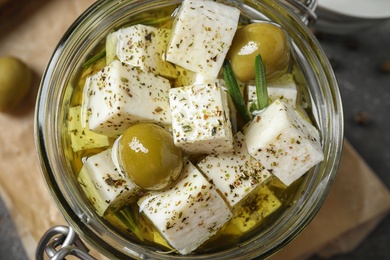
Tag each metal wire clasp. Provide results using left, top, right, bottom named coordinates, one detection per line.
left=281, top=0, right=318, bottom=24
left=36, top=225, right=96, bottom=260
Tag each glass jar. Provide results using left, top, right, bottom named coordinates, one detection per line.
left=35, top=0, right=343, bottom=259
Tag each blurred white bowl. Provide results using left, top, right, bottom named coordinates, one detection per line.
left=315, top=0, right=390, bottom=34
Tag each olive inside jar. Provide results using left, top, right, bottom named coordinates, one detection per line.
left=35, top=0, right=343, bottom=259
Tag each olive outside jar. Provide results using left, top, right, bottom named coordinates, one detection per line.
left=34, top=0, right=344, bottom=259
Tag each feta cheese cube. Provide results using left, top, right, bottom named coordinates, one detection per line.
left=173, top=65, right=214, bottom=88
left=68, top=106, right=110, bottom=152
left=169, top=81, right=234, bottom=155
left=78, top=148, right=140, bottom=216
left=166, top=0, right=240, bottom=79
left=109, top=25, right=178, bottom=79
left=197, top=132, right=271, bottom=207
left=138, top=161, right=232, bottom=255
left=245, top=99, right=323, bottom=186
left=247, top=73, right=297, bottom=110
left=86, top=60, right=172, bottom=137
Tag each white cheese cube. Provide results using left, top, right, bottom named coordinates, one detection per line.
left=173, top=65, right=214, bottom=88
left=245, top=99, right=323, bottom=186
left=230, top=184, right=281, bottom=233
left=247, top=73, right=297, bottom=110
left=78, top=148, right=140, bottom=216
left=169, top=81, right=234, bottom=155
left=86, top=60, right=172, bottom=137
left=68, top=106, right=110, bottom=152
left=109, top=25, right=177, bottom=79
left=166, top=0, right=240, bottom=79
left=138, top=161, right=232, bottom=255
left=197, top=132, right=271, bottom=207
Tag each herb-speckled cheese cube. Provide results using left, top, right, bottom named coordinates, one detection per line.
left=197, top=132, right=271, bottom=207
left=138, top=161, right=232, bottom=255
left=247, top=73, right=297, bottom=110
left=86, top=60, right=172, bottom=137
left=68, top=106, right=110, bottom=152
left=173, top=65, right=214, bottom=88
left=166, top=0, right=240, bottom=79
left=169, top=81, right=234, bottom=155
left=78, top=148, right=140, bottom=216
left=109, top=25, right=177, bottom=79
left=245, top=99, right=324, bottom=186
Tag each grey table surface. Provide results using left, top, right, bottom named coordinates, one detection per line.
left=1, top=17, right=390, bottom=260
left=309, top=19, right=390, bottom=260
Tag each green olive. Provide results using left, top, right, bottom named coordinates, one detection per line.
left=227, top=22, right=291, bottom=83
left=0, top=56, right=32, bottom=112
left=119, top=123, right=183, bottom=190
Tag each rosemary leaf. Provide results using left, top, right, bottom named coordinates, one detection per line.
left=255, top=54, right=268, bottom=110
left=82, top=49, right=106, bottom=69
left=142, top=16, right=172, bottom=25
left=223, top=60, right=252, bottom=124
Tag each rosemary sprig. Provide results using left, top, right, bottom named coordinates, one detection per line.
left=222, top=60, right=252, bottom=124
left=82, top=48, right=106, bottom=69
left=255, top=54, right=268, bottom=110
left=142, top=16, right=172, bottom=26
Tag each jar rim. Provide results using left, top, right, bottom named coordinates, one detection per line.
left=35, top=0, right=343, bottom=259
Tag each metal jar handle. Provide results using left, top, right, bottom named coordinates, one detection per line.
left=281, top=0, right=318, bottom=24
left=36, top=226, right=96, bottom=260
left=35, top=0, right=317, bottom=259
